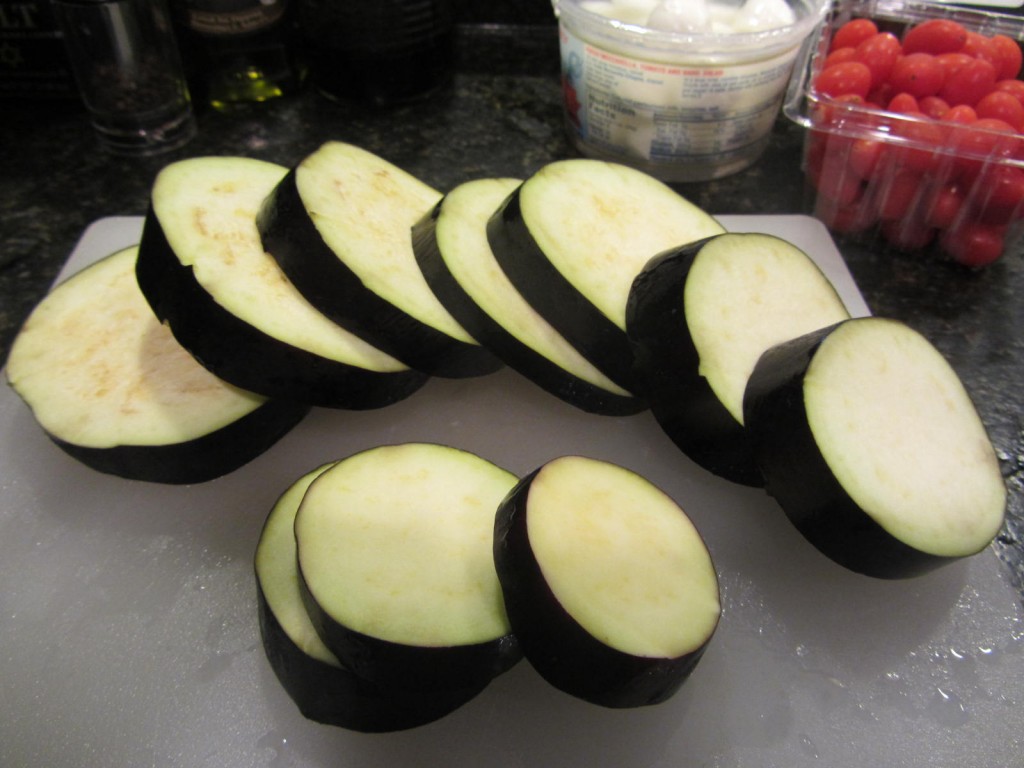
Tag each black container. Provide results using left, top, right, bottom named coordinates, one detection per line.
left=298, top=0, right=454, bottom=107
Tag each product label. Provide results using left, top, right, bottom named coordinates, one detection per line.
left=182, top=0, right=285, bottom=36
left=559, top=24, right=799, bottom=169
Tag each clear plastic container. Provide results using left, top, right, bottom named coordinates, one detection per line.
left=783, top=0, right=1024, bottom=268
left=554, top=0, right=829, bottom=181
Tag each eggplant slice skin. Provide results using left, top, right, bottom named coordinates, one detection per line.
left=744, top=317, right=1006, bottom=579
left=627, top=232, right=851, bottom=486
left=294, top=443, right=522, bottom=693
left=412, top=177, right=646, bottom=416
left=494, top=456, right=720, bottom=709
left=6, top=246, right=308, bottom=484
left=136, top=155, right=427, bottom=410
left=487, top=159, right=724, bottom=392
left=256, top=464, right=488, bottom=731
left=257, top=142, right=502, bottom=378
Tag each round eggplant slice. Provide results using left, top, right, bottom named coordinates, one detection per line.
left=412, top=177, right=646, bottom=416
left=626, top=232, right=851, bottom=486
left=487, top=159, right=724, bottom=391
left=256, top=464, right=488, bottom=731
left=744, top=317, right=1007, bottom=579
left=5, top=246, right=308, bottom=484
left=294, top=443, right=522, bottom=693
left=136, top=155, right=428, bottom=410
left=493, top=456, right=720, bottom=709
left=257, top=141, right=501, bottom=378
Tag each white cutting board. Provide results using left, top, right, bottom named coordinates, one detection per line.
left=1, top=216, right=1021, bottom=768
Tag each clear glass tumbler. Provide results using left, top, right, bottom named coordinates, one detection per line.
left=53, top=0, right=197, bottom=155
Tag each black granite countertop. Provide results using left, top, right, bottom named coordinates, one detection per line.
left=1, top=21, right=1021, bottom=600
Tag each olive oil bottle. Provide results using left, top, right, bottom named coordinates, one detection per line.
left=172, top=0, right=305, bottom=109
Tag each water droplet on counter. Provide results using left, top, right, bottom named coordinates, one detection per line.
left=927, top=686, right=969, bottom=728
left=798, top=733, right=820, bottom=759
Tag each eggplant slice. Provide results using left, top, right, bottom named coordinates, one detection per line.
left=5, top=246, right=308, bottom=484
left=627, top=232, right=851, bottom=486
left=257, top=141, right=501, bottom=378
left=487, top=159, right=724, bottom=391
left=256, top=463, right=488, bottom=731
left=493, top=455, right=720, bottom=708
left=136, top=155, right=427, bottom=410
left=413, top=177, right=646, bottom=416
left=744, top=317, right=1006, bottom=579
left=294, top=443, right=522, bottom=693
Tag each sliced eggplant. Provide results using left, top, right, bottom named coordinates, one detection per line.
left=256, top=463, right=488, bottom=731
left=412, top=177, right=646, bottom=416
left=743, top=317, right=1007, bottom=579
left=493, top=455, right=720, bottom=709
left=257, top=141, right=501, bottom=378
left=136, top=155, right=427, bottom=410
left=5, top=246, right=308, bottom=484
left=294, top=443, right=522, bottom=692
left=626, top=232, right=851, bottom=486
left=487, top=159, right=724, bottom=391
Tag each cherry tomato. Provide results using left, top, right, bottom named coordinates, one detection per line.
left=942, top=104, right=978, bottom=124
left=990, top=34, right=1024, bottom=80
left=975, top=90, right=1024, bottom=132
left=874, top=168, right=923, bottom=220
left=919, top=95, right=951, bottom=119
left=935, top=52, right=974, bottom=81
left=832, top=18, right=879, bottom=52
left=854, top=32, right=902, bottom=87
left=891, top=117, right=945, bottom=173
left=887, top=92, right=921, bottom=114
left=961, top=32, right=1000, bottom=69
left=976, top=164, right=1024, bottom=223
left=890, top=53, right=946, bottom=99
left=814, top=61, right=873, bottom=99
left=848, top=138, right=883, bottom=179
left=814, top=194, right=877, bottom=234
left=881, top=218, right=935, bottom=251
left=866, top=82, right=894, bottom=109
left=811, top=142, right=864, bottom=205
left=994, top=78, right=1024, bottom=106
left=939, top=57, right=997, bottom=106
left=941, top=221, right=1005, bottom=267
left=824, top=47, right=857, bottom=68
left=902, top=19, right=969, bottom=55
left=924, top=182, right=967, bottom=229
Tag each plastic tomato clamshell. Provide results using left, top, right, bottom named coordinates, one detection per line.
left=783, top=0, right=1024, bottom=268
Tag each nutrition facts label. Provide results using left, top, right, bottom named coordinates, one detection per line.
left=559, top=24, right=800, bottom=169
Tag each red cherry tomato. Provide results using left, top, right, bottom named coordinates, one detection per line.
left=832, top=18, right=879, bottom=52
left=887, top=92, right=921, bottom=114
left=935, top=52, right=974, bottom=81
left=975, top=90, right=1024, bottom=132
left=941, top=222, right=1005, bottom=267
left=942, top=104, right=978, bottom=124
left=924, top=182, right=967, bottom=229
left=939, top=57, right=998, bottom=106
left=875, top=169, right=924, bottom=220
left=961, top=32, right=1001, bottom=69
left=854, top=32, right=902, bottom=87
left=994, top=78, right=1024, bottom=105
left=889, top=53, right=946, bottom=99
left=977, top=164, right=1024, bottom=224
left=902, top=19, right=969, bottom=55
left=814, top=194, right=877, bottom=234
left=814, top=61, right=873, bottom=99
left=824, top=47, right=857, bottom=68
left=881, top=218, right=935, bottom=251
left=990, top=34, right=1024, bottom=80
left=919, top=95, right=951, bottom=119
left=848, top=138, right=883, bottom=179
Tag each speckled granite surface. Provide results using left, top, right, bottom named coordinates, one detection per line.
left=0, top=20, right=1020, bottom=597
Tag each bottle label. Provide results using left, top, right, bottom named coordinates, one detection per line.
left=182, top=1, right=286, bottom=37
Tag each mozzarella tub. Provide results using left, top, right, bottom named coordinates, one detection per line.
left=554, top=0, right=828, bottom=180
